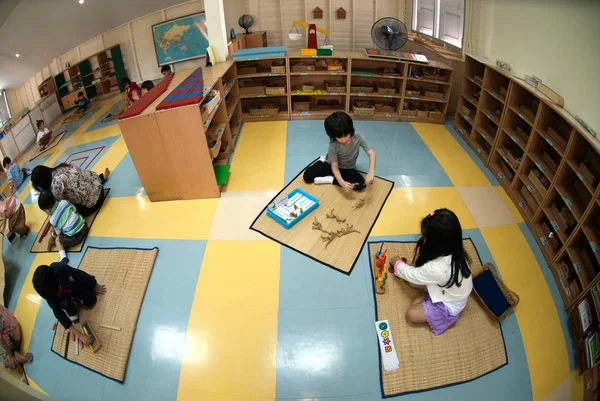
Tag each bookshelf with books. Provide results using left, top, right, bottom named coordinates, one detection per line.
left=455, top=55, right=600, bottom=382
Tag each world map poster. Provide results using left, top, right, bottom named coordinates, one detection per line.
left=152, top=13, right=209, bottom=66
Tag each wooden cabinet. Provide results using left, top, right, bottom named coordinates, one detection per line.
left=242, top=31, right=267, bottom=48
left=60, top=90, right=82, bottom=110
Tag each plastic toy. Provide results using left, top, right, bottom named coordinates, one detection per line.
left=374, top=246, right=388, bottom=294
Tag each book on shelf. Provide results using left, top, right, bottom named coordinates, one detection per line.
left=586, top=330, right=600, bottom=369
left=592, top=284, right=600, bottom=320
left=579, top=298, right=594, bottom=333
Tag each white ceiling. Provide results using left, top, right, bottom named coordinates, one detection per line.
left=0, top=0, right=186, bottom=89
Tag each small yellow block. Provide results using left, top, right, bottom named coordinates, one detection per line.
left=301, top=48, right=317, bottom=56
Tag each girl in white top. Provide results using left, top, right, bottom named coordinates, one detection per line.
left=389, top=208, right=473, bottom=335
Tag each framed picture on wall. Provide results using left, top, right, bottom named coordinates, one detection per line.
left=151, top=12, right=209, bottom=66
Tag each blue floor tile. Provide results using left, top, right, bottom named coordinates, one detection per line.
left=3, top=234, right=37, bottom=311
left=85, top=101, right=124, bottom=133
left=105, top=154, right=144, bottom=198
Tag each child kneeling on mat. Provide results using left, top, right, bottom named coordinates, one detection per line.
left=388, top=208, right=473, bottom=335
left=32, top=241, right=106, bottom=348
left=303, top=111, right=376, bottom=191
left=38, top=190, right=88, bottom=249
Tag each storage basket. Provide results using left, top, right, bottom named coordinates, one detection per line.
left=350, top=82, right=374, bottom=93
left=352, top=101, right=375, bottom=116
left=266, top=83, right=286, bottom=95
left=424, top=91, right=444, bottom=100
left=238, top=80, right=265, bottom=96
left=373, top=101, right=395, bottom=113
left=472, top=262, right=520, bottom=322
left=376, top=82, right=395, bottom=96
left=326, top=60, right=343, bottom=71
left=238, top=63, right=258, bottom=75
left=403, top=108, right=417, bottom=117
left=423, top=72, right=449, bottom=81
left=405, top=85, right=419, bottom=96
left=324, top=80, right=345, bottom=93
left=293, top=100, right=311, bottom=111
left=301, top=83, right=315, bottom=93
left=271, top=61, right=286, bottom=74
left=291, top=63, right=315, bottom=72
left=249, top=102, right=280, bottom=117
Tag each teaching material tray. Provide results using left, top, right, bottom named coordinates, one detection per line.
left=267, top=188, right=319, bottom=229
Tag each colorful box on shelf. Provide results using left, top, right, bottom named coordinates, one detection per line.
left=301, top=48, right=317, bottom=56
left=156, top=68, right=204, bottom=111
left=119, top=73, right=174, bottom=120
left=233, top=46, right=286, bottom=61
left=267, top=188, right=319, bottom=229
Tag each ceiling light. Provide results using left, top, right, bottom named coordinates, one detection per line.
left=15, top=54, right=19, bottom=58
left=79, top=0, right=84, bottom=3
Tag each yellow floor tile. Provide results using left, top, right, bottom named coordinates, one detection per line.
left=90, top=136, right=128, bottom=176
left=71, top=124, right=121, bottom=147
left=23, top=204, right=50, bottom=233
left=225, top=122, right=287, bottom=192
left=179, top=391, right=250, bottom=401
left=412, top=123, right=490, bottom=187
left=177, top=308, right=277, bottom=400
left=13, top=253, right=58, bottom=353
left=571, top=370, right=583, bottom=401
left=209, top=191, right=277, bottom=240
left=194, top=241, right=280, bottom=309
left=90, top=195, right=218, bottom=240
left=496, top=186, right=525, bottom=223
left=457, top=186, right=516, bottom=227
left=371, top=187, right=477, bottom=236
left=481, top=225, right=570, bottom=401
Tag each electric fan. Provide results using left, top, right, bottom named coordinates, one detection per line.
left=371, top=17, right=408, bottom=50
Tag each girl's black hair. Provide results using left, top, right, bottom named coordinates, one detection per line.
left=122, top=77, right=131, bottom=86
left=324, top=111, right=355, bottom=143
left=31, top=164, right=71, bottom=192
left=412, top=208, right=471, bottom=288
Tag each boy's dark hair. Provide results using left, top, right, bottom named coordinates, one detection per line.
left=161, top=65, right=171, bottom=74
left=324, top=111, right=355, bottom=143
left=38, top=190, right=57, bottom=211
left=141, top=80, right=155, bottom=91
left=32, top=265, right=59, bottom=300
left=2, top=157, right=11, bottom=168
left=36, top=119, right=44, bottom=129
left=121, top=77, right=131, bottom=86
left=413, top=208, right=472, bottom=289
left=78, top=91, right=84, bottom=97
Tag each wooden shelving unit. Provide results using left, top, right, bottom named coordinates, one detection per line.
left=233, top=51, right=453, bottom=124
left=455, top=56, right=600, bottom=392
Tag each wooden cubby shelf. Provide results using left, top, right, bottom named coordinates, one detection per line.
left=455, top=56, right=600, bottom=388
left=234, top=51, right=452, bottom=124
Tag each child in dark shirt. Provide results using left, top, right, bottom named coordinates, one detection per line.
left=32, top=241, right=106, bottom=348
left=75, top=92, right=90, bottom=112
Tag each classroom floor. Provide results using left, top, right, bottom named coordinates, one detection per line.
left=2, top=93, right=580, bottom=401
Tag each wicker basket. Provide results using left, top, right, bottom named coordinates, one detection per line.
left=403, top=108, right=418, bottom=117
left=293, top=100, right=311, bottom=111
left=350, top=82, right=374, bottom=93
left=376, top=83, right=395, bottom=96
left=238, top=81, right=265, bottom=96
left=266, top=84, right=286, bottom=95
left=249, top=102, right=280, bottom=117
left=301, top=83, right=315, bottom=93
left=291, top=63, right=315, bottom=72
left=424, top=91, right=444, bottom=100
left=373, top=101, right=395, bottom=113
left=327, top=60, right=343, bottom=71
left=472, top=262, right=520, bottom=322
left=238, top=63, right=258, bottom=75
left=352, top=100, right=375, bottom=116
left=271, top=61, right=286, bottom=74
left=324, top=80, right=345, bottom=93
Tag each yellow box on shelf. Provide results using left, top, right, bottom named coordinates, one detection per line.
left=301, top=48, right=317, bottom=56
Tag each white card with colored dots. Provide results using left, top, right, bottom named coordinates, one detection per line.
left=375, top=319, right=399, bottom=371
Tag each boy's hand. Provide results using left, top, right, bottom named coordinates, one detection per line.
left=341, top=181, right=356, bottom=191
left=95, top=283, right=107, bottom=295
left=366, top=172, right=375, bottom=186
left=47, top=236, right=55, bottom=251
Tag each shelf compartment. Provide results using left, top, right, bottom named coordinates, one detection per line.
left=536, top=103, right=573, bottom=156
left=583, top=363, right=599, bottom=399
left=464, top=56, right=485, bottom=88
left=454, top=100, right=474, bottom=140
left=240, top=96, right=288, bottom=122
left=544, top=190, right=578, bottom=244
left=291, top=96, right=347, bottom=119
left=497, top=135, right=524, bottom=173
left=567, top=231, right=600, bottom=297
left=569, top=295, right=597, bottom=346
left=350, top=59, right=404, bottom=79
left=556, top=163, right=594, bottom=223
left=519, top=171, right=543, bottom=209
left=582, top=204, right=600, bottom=267
left=507, top=81, right=540, bottom=126
left=482, top=67, right=509, bottom=104
left=489, top=154, right=516, bottom=190
left=503, top=107, right=533, bottom=149
left=528, top=131, right=562, bottom=183
left=551, top=255, right=584, bottom=308
left=290, top=57, right=348, bottom=75
left=471, top=129, right=492, bottom=163
left=407, top=64, right=452, bottom=85
left=404, top=80, right=449, bottom=102
left=511, top=179, right=537, bottom=222
left=567, top=134, right=600, bottom=196
left=478, top=90, right=504, bottom=126
left=460, top=77, right=481, bottom=108
left=532, top=207, right=566, bottom=263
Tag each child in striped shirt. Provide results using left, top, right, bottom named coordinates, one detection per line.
left=38, top=191, right=88, bottom=249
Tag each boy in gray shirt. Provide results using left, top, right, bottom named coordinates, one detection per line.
left=303, top=111, right=377, bottom=191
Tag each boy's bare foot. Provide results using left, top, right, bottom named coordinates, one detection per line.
left=104, top=168, right=110, bottom=182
